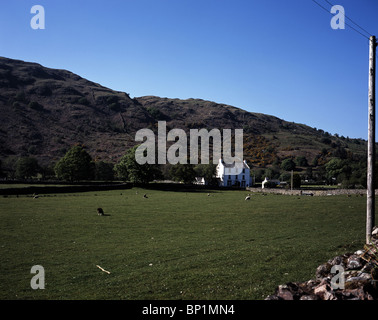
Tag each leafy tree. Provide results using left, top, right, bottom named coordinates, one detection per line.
left=305, top=167, right=313, bottom=180
left=194, top=164, right=218, bottom=185
left=15, top=157, right=40, bottom=179
left=0, top=160, right=4, bottom=178
left=95, top=161, right=115, bottom=181
left=170, top=164, right=196, bottom=184
left=291, top=173, right=301, bottom=189
left=279, top=172, right=291, bottom=182
left=295, top=156, right=308, bottom=167
left=279, top=172, right=301, bottom=188
left=281, top=158, right=296, bottom=171
left=114, top=146, right=162, bottom=184
left=54, top=145, right=95, bottom=182
left=40, top=164, right=56, bottom=180
left=312, top=155, right=320, bottom=167
left=252, top=168, right=265, bottom=182
left=324, top=158, right=344, bottom=183
left=334, top=147, right=348, bottom=160
left=314, top=165, right=327, bottom=183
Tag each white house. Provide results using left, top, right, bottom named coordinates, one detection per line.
left=216, top=159, right=253, bottom=187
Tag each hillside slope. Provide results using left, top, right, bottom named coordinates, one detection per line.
left=0, top=56, right=367, bottom=169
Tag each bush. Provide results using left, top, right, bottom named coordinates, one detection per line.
left=281, top=158, right=296, bottom=171
left=28, top=101, right=44, bottom=111
left=321, top=137, right=332, bottom=145
left=15, top=91, right=26, bottom=102
left=78, top=97, right=90, bottom=106
left=15, top=157, right=40, bottom=179
left=147, top=107, right=166, bottom=120
left=170, top=164, right=196, bottom=184
left=115, top=146, right=162, bottom=184
left=109, top=102, right=121, bottom=112
left=95, top=161, right=114, bottom=181
left=295, top=156, right=308, bottom=167
left=54, top=145, right=95, bottom=182
left=292, top=173, right=301, bottom=188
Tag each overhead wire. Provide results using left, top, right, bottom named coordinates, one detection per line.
left=310, top=0, right=373, bottom=41
left=323, top=0, right=373, bottom=37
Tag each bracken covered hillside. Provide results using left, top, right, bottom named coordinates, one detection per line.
left=0, top=56, right=368, bottom=170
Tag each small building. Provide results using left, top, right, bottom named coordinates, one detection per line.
left=216, top=158, right=252, bottom=187
left=262, top=177, right=281, bottom=189
left=194, top=177, right=207, bottom=185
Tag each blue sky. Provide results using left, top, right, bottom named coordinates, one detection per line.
left=1, top=0, right=377, bottom=139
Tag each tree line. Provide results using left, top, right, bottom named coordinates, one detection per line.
left=0, top=144, right=374, bottom=189
left=0, top=145, right=217, bottom=185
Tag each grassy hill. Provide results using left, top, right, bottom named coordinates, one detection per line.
left=0, top=56, right=368, bottom=178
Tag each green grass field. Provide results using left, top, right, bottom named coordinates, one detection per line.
left=0, top=188, right=375, bottom=300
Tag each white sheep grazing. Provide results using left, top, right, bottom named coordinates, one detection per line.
left=245, top=196, right=250, bottom=200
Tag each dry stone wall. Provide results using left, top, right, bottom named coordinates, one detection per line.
left=247, top=187, right=378, bottom=197
left=265, top=228, right=378, bottom=300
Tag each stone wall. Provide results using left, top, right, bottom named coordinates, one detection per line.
left=265, top=228, right=378, bottom=300
left=246, top=187, right=378, bottom=197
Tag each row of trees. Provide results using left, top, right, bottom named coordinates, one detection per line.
left=1, top=144, right=373, bottom=189
left=253, top=156, right=370, bottom=188
left=0, top=145, right=218, bottom=185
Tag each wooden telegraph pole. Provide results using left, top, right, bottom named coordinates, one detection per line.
left=367, top=35, right=377, bottom=244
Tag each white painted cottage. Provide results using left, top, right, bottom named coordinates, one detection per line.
left=216, top=159, right=253, bottom=187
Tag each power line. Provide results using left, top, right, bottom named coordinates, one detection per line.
left=323, top=0, right=373, bottom=37
left=310, top=0, right=371, bottom=41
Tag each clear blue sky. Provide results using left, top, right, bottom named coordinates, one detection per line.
left=1, top=0, right=377, bottom=139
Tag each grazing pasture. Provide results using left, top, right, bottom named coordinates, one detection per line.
left=0, top=188, right=373, bottom=299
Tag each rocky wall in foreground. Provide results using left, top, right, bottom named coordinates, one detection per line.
left=265, top=227, right=378, bottom=300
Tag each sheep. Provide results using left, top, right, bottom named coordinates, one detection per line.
left=245, top=196, right=251, bottom=201
left=143, top=194, right=148, bottom=198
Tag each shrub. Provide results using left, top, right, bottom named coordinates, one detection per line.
left=109, top=102, right=121, bottom=112
left=28, top=101, right=44, bottom=111
left=281, top=158, right=296, bottom=171
left=78, top=97, right=90, bottom=106
left=54, top=145, right=95, bottom=182
left=15, top=157, right=40, bottom=179
left=295, top=156, right=308, bottom=167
